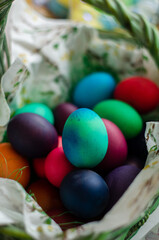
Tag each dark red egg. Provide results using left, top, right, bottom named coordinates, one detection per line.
left=53, top=103, right=78, bottom=135
left=33, top=158, right=45, bottom=178
left=47, top=208, right=84, bottom=231
left=97, top=119, right=128, bottom=172
left=114, top=76, right=159, bottom=114
left=7, top=113, right=58, bottom=158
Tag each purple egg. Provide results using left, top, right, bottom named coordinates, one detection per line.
left=7, top=113, right=58, bottom=158
left=53, top=103, right=78, bottom=135
left=105, top=165, right=140, bottom=209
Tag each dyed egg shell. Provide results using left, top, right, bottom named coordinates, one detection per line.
left=7, top=113, right=58, bottom=158
left=127, top=124, right=148, bottom=161
left=60, top=170, right=109, bottom=219
left=105, top=165, right=140, bottom=209
left=27, top=179, right=63, bottom=212
left=62, top=108, right=108, bottom=168
left=0, top=143, right=30, bottom=188
left=93, top=100, right=143, bottom=139
left=47, top=208, right=83, bottom=231
left=33, top=158, right=45, bottom=178
left=54, top=103, right=78, bottom=135
left=97, top=119, right=128, bottom=172
left=73, top=72, right=116, bottom=108
left=45, top=147, right=75, bottom=188
left=58, top=136, right=63, bottom=148
left=126, top=156, right=145, bottom=170
left=46, top=0, right=68, bottom=18
left=14, top=103, right=54, bottom=124
left=114, top=76, right=159, bottom=114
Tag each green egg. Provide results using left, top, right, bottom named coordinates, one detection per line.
left=93, top=100, right=143, bottom=139
left=14, top=103, right=54, bottom=124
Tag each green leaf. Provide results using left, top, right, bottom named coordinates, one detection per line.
left=83, top=0, right=159, bottom=68
left=0, top=0, right=14, bottom=79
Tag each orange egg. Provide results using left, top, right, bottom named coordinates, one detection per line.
left=27, top=179, right=63, bottom=212
left=0, top=143, right=30, bottom=188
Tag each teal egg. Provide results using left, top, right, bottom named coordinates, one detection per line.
left=14, top=103, right=54, bottom=124
left=46, top=0, right=68, bottom=18
left=62, top=108, right=108, bottom=168
left=93, top=100, right=143, bottom=139
left=73, top=72, right=116, bottom=108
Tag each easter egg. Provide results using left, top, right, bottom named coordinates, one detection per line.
left=60, top=170, right=109, bottom=219
left=97, top=119, right=128, bottom=172
left=47, top=208, right=83, bottom=231
left=27, top=179, right=63, bottom=212
left=0, top=143, right=30, bottom=188
left=62, top=108, right=108, bottom=168
left=126, top=156, right=145, bottom=169
left=114, top=76, right=159, bottom=114
left=46, top=0, right=69, bottom=18
left=58, top=136, right=63, bottom=148
left=73, top=72, right=116, bottom=108
left=14, top=103, right=54, bottom=124
left=105, top=165, right=140, bottom=209
left=45, top=147, right=75, bottom=188
left=33, top=158, right=45, bottom=178
left=93, top=100, right=143, bottom=139
left=127, top=124, right=148, bottom=161
left=7, top=113, right=58, bottom=158
left=54, top=103, right=78, bottom=135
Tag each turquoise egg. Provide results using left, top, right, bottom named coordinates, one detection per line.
left=73, top=72, right=116, bottom=108
left=46, top=0, right=68, bottom=18
left=62, top=108, right=108, bottom=168
left=14, top=103, right=54, bottom=124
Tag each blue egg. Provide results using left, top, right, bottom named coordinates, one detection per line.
left=60, top=170, right=109, bottom=219
left=73, top=72, right=116, bottom=108
left=46, top=0, right=68, bottom=18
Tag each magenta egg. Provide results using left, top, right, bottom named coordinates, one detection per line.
left=45, top=147, right=75, bottom=188
left=97, top=119, right=128, bottom=172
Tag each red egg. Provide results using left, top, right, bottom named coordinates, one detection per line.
left=58, top=136, right=63, bottom=148
left=27, top=179, right=63, bottom=212
left=114, top=76, right=159, bottom=114
left=45, top=147, right=75, bottom=188
left=33, top=158, right=45, bottom=178
left=97, top=119, right=128, bottom=172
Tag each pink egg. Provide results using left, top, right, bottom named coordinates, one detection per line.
left=45, top=147, right=75, bottom=188
left=97, top=119, right=128, bottom=171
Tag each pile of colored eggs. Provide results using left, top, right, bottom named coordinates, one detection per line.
left=2, top=72, right=159, bottom=228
